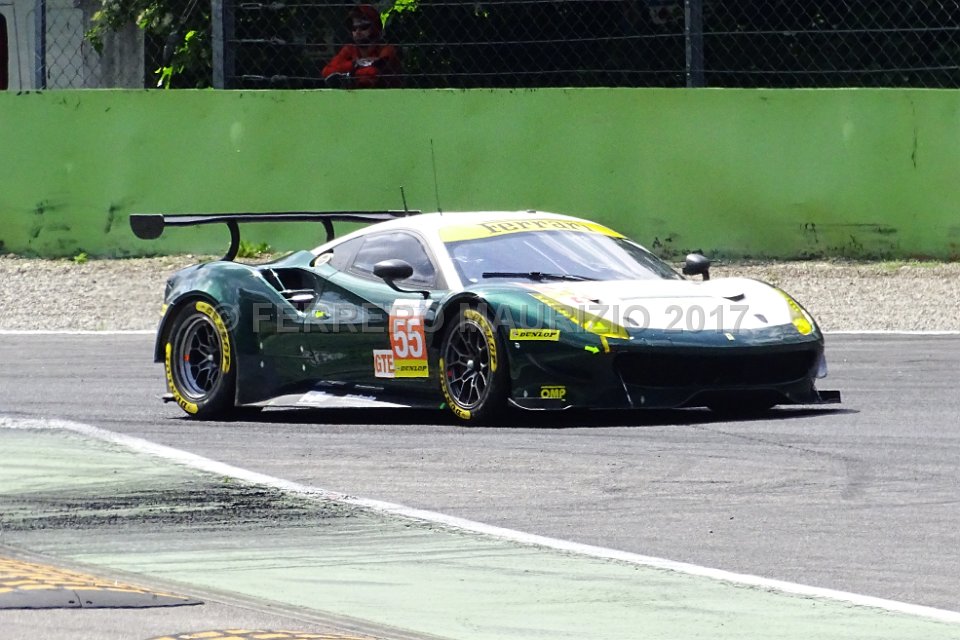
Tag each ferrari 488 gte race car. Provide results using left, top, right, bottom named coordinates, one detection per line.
left=131, top=209, right=840, bottom=423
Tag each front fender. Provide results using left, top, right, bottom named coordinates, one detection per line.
left=429, top=288, right=614, bottom=400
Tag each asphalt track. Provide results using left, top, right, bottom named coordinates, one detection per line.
left=1, top=333, right=959, bottom=640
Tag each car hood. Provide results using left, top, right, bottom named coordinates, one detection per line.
left=522, top=277, right=803, bottom=333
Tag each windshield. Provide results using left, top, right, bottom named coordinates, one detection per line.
left=445, top=230, right=681, bottom=285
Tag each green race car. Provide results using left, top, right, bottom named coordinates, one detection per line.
left=131, top=209, right=840, bottom=423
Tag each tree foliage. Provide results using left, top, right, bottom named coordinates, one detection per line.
left=86, top=0, right=212, bottom=87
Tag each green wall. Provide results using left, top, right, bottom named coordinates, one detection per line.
left=1, top=88, right=958, bottom=259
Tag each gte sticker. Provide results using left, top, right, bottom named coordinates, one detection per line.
left=509, top=328, right=560, bottom=341
left=373, top=349, right=395, bottom=378
left=540, top=385, right=567, bottom=400
left=389, top=299, right=430, bottom=378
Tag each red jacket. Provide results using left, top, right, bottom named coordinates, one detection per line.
left=322, top=43, right=402, bottom=89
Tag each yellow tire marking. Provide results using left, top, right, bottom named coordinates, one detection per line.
left=165, top=343, right=199, bottom=414
left=439, top=357, right=472, bottom=421
left=463, top=308, right=497, bottom=372
left=195, top=301, right=232, bottom=374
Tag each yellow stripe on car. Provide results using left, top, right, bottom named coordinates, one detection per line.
left=531, top=294, right=629, bottom=340
left=439, top=218, right=623, bottom=242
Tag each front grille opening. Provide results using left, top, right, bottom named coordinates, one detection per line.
left=616, top=349, right=818, bottom=388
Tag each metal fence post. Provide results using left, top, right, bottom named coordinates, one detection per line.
left=685, top=0, right=704, bottom=88
left=211, top=0, right=234, bottom=88
left=34, top=0, right=46, bottom=88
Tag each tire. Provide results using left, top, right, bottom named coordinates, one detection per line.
left=164, top=300, right=237, bottom=419
left=439, top=306, right=509, bottom=424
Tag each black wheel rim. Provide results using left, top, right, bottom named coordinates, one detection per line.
left=173, top=313, right=223, bottom=399
left=443, top=317, right=492, bottom=409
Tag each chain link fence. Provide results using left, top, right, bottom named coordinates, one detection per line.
left=24, top=0, right=145, bottom=88
left=20, top=0, right=960, bottom=89
left=704, top=1, right=960, bottom=88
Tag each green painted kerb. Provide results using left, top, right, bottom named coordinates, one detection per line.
left=1, top=89, right=959, bottom=259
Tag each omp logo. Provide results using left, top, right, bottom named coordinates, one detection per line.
left=510, top=328, right=560, bottom=341
left=540, top=385, right=567, bottom=400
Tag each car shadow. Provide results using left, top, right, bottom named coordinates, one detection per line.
left=191, top=405, right=857, bottom=429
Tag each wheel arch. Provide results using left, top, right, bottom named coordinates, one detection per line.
left=153, top=292, right=224, bottom=363
left=429, top=292, right=485, bottom=351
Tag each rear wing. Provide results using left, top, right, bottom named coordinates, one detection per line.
left=130, top=210, right=420, bottom=261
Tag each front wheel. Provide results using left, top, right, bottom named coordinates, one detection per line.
left=164, top=300, right=236, bottom=419
left=439, top=306, right=508, bottom=424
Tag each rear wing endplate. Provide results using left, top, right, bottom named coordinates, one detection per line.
left=130, top=210, right=419, bottom=261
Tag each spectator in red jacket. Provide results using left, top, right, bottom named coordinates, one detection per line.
left=322, top=5, right=402, bottom=89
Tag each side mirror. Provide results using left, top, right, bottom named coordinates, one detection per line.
left=373, top=259, right=414, bottom=282
left=682, top=253, right=712, bottom=281
left=373, top=259, right=430, bottom=299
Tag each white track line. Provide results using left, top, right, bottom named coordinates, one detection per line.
left=0, top=330, right=155, bottom=335
left=826, top=330, right=960, bottom=335
left=3, top=415, right=960, bottom=626
left=1, top=329, right=959, bottom=336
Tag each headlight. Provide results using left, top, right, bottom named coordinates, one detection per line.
left=778, top=290, right=816, bottom=336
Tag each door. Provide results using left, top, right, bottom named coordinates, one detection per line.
left=305, top=230, right=445, bottom=388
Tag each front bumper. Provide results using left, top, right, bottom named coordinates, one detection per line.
left=507, top=326, right=841, bottom=410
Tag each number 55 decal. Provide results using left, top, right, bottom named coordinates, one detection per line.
left=388, top=299, right=430, bottom=378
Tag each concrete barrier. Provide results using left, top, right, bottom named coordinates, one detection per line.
left=1, top=88, right=958, bottom=258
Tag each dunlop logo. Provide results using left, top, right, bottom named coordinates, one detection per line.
left=510, top=328, right=560, bottom=341
left=395, top=360, right=429, bottom=378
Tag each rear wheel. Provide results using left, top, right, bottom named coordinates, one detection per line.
left=440, top=306, right=508, bottom=424
left=165, top=301, right=236, bottom=419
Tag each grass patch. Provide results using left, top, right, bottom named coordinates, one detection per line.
left=236, top=240, right=272, bottom=259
